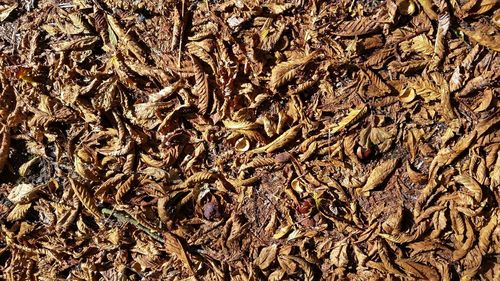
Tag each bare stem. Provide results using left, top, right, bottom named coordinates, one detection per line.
left=101, top=208, right=164, bottom=243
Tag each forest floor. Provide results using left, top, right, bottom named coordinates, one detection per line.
left=0, top=0, right=499, bottom=280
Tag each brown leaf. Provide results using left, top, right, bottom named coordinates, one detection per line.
left=251, top=125, right=301, bottom=154
left=164, top=232, right=194, bottom=275
left=332, top=17, right=380, bottom=37
left=359, top=158, right=399, bottom=196
left=7, top=183, right=37, bottom=204
left=0, top=126, right=10, bottom=172
left=106, top=15, right=146, bottom=62
left=69, top=178, right=103, bottom=220
left=270, top=51, right=319, bottom=89
left=330, top=241, right=350, bottom=268
left=192, top=57, right=211, bottom=114
left=7, top=203, right=32, bottom=222
left=51, top=36, right=99, bottom=51
left=460, top=25, right=500, bottom=52
left=255, top=244, right=278, bottom=270
left=417, top=0, right=438, bottom=19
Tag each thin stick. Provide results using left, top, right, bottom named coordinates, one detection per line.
left=101, top=208, right=164, bottom=243
left=178, top=0, right=186, bottom=68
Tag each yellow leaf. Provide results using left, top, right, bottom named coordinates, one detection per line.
left=251, top=125, right=301, bottom=154
left=0, top=2, right=17, bottom=22
left=323, top=105, right=368, bottom=134
left=273, top=225, right=291, bottom=239
left=460, top=26, right=500, bottom=52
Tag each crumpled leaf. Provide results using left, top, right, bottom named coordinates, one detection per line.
left=323, top=106, right=368, bottom=134
left=7, top=183, right=37, bottom=204
left=255, top=244, right=278, bottom=270
left=69, top=178, right=103, bottom=220
left=330, top=241, right=350, bottom=268
left=460, top=25, right=500, bottom=52
left=270, top=51, right=319, bottom=89
left=251, top=125, right=301, bottom=154
left=0, top=126, right=10, bottom=172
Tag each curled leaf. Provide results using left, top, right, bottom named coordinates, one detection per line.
left=251, top=125, right=301, bottom=154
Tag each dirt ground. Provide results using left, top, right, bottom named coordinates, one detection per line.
left=0, top=0, right=499, bottom=280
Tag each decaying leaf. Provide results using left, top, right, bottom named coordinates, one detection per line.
left=7, top=183, right=37, bottom=204
left=7, top=203, right=32, bottom=222
left=0, top=126, right=10, bottom=172
left=255, top=244, right=278, bottom=270
left=460, top=25, right=500, bottom=51
left=323, top=106, right=368, bottom=134
left=358, top=159, right=399, bottom=196
left=270, top=51, right=319, bottom=89
left=192, top=57, right=211, bottom=115
left=333, top=17, right=381, bottom=37
left=164, top=232, right=194, bottom=275
left=106, top=15, right=146, bottom=62
left=330, top=241, right=350, bottom=268
left=69, top=178, right=103, bottom=220
left=1, top=1, right=498, bottom=280
left=251, top=125, right=301, bottom=154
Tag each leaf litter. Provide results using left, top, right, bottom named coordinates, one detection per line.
left=0, top=0, right=499, bottom=280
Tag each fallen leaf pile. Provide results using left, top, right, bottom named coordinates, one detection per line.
left=0, top=0, right=499, bottom=280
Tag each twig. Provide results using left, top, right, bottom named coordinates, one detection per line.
left=178, top=0, right=186, bottom=68
left=101, top=208, right=165, bottom=243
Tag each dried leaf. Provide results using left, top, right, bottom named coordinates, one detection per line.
left=7, top=183, right=36, bottom=204
left=0, top=2, right=17, bottom=22
left=164, top=232, right=194, bottom=274
left=192, top=57, right=211, bottom=114
left=270, top=51, right=319, bottom=89
left=251, top=125, right=301, bottom=154
left=69, top=178, right=103, bottom=220
left=323, top=106, right=368, bottom=134
left=460, top=25, right=500, bottom=52
left=7, top=203, right=32, bottom=222
left=330, top=241, right=350, bottom=268
left=0, top=126, right=10, bottom=172
left=333, top=18, right=380, bottom=36
left=417, top=0, right=438, bottom=19
left=106, top=15, right=146, bottom=62
left=359, top=159, right=399, bottom=196
left=255, top=244, right=278, bottom=270
left=52, top=36, right=99, bottom=51
left=273, top=225, right=292, bottom=239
